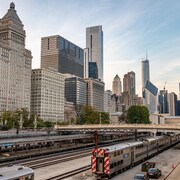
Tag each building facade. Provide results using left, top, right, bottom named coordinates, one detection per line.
left=0, top=3, right=32, bottom=112
left=104, top=90, right=112, bottom=114
left=112, top=75, right=122, bottom=96
left=31, top=69, right=64, bottom=122
left=86, top=25, right=103, bottom=81
left=64, top=101, right=76, bottom=123
left=143, top=80, right=158, bottom=114
left=65, top=76, right=86, bottom=114
left=158, top=90, right=169, bottom=114
left=41, top=35, right=84, bottom=78
left=85, top=78, right=104, bottom=112
left=168, top=92, right=177, bottom=116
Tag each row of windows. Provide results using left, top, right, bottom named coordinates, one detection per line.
left=110, top=160, right=123, bottom=169
left=135, top=151, right=147, bottom=158
left=136, top=144, right=144, bottom=149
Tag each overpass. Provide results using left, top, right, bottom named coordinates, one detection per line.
left=55, top=124, right=180, bottom=133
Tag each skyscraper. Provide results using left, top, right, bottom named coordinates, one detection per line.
left=142, top=59, right=150, bottom=90
left=123, top=71, right=135, bottom=96
left=41, top=35, right=84, bottom=78
left=65, top=76, right=87, bottom=115
left=112, top=75, right=122, bottom=95
left=0, top=3, right=32, bottom=112
left=168, top=92, right=178, bottom=116
left=86, top=25, right=103, bottom=81
left=143, top=80, right=158, bottom=114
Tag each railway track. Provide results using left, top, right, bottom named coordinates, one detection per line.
left=25, top=151, right=91, bottom=169
left=46, top=165, right=91, bottom=180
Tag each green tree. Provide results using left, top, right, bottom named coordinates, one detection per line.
left=77, top=106, right=110, bottom=124
left=126, top=105, right=150, bottom=124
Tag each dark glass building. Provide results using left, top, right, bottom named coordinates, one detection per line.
left=41, top=35, right=84, bottom=78
left=65, top=77, right=86, bottom=114
left=89, top=62, right=98, bottom=79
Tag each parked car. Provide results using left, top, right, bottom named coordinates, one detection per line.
left=147, top=168, right=162, bottom=178
left=132, top=173, right=149, bottom=180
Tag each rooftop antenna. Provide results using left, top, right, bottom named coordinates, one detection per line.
left=146, top=50, right=148, bottom=60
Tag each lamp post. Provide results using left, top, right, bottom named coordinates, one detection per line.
left=34, top=115, right=37, bottom=129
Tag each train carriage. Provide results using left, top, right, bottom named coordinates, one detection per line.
left=0, top=165, right=34, bottom=180
left=92, top=134, right=180, bottom=179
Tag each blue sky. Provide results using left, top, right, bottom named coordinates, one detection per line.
left=0, top=0, right=180, bottom=97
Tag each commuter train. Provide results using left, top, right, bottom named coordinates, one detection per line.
left=91, top=133, right=180, bottom=179
left=0, top=165, right=34, bottom=180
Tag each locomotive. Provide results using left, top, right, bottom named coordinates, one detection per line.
left=91, top=134, right=180, bottom=179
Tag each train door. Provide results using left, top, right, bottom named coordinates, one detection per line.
left=96, top=157, right=104, bottom=172
left=131, top=150, right=134, bottom=163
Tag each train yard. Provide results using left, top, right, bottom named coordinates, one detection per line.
left=1, top=129, right=180, bottom=180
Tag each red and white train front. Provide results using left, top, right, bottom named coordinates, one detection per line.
left=92, top=148, right=110, bottom=177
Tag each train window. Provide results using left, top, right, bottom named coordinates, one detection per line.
left=110, top=164, right=113, bottom=169
left=99, top=159, right=103, bottom=163
left=114, top=162, right=117, bottom=167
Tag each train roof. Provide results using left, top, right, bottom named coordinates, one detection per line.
left=0, top=165, right=34, bottom=180
left=102, top=141, right=143, bottom=152
left=101, top=136, right=166, bottom=152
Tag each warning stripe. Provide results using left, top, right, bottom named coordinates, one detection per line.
left=97, top=149, right=104, bottom=155
left=104, top=157, right=110, bottom=174
left=91, top=156, right=96, bottom=173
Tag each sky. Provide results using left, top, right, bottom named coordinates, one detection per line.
left=0, top=0, right=180, bottom=98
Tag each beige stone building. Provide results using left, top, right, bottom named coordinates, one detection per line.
left=85, top=78, right=104, bottom=112
left=31, top=69, right=64, bottom=122
left=0, top=3, right=32, bottom=112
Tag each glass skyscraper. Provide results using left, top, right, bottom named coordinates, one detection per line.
left=86, top=25, right=103, bottom=81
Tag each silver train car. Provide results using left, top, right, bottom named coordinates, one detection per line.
left=91, top=134, right=180, bottom=179
left=0, top=165, right=34, bottom=180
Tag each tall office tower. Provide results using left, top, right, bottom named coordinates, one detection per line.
left=142, top=58, right=150, bottom=90
left=143, top=80, right=158, bottom=114
left=158, top=90, right=169, bottom=114
left=86, top=25, right=103, bottom=81
left=31, top=69, right=65, bottom=122
left=104, top=90, right=112, bottom=114
left=123, top=71, right=135, bottom=95
left=112, top=75, right=122, bottom=95
left=41, top=35, right=84, bottom=78
left=85, top=78, right=104, bottom=112
left=0, top=3, right=32, bottom=112
left=168, top=92, right=178, bottom=116
left=65, top=76, right=86, bottom=115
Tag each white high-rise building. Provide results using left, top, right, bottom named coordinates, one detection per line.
left=31, top=69, right=65, bottom=122
left=86, top=25, right=103, bottom=81
left=0, top=3, right=32, bottom=112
